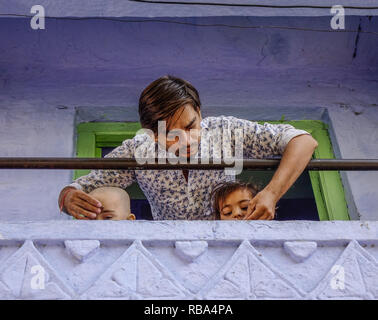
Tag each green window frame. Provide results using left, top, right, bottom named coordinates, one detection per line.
left=74, top=120, right=350, bottom=221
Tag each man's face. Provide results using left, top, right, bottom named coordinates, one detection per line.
left=156, top=103, right=202, bottom=158
left=219, top=188, right=254, bottom=220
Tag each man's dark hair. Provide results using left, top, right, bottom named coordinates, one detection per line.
left=210, top=180, right=260, bottom=219
left=138, top=75, right=201, bottom=133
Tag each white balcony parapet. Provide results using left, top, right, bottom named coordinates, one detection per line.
left=0, top=220, right=377, bottom=299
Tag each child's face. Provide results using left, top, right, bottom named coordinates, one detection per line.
left=219, top=188, right=253, bottom=220
left=91, top=193, right=135, bottom=221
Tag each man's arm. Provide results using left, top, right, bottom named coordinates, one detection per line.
left=58, top=138, right=138, bottom=220
left=244, top=134, right=318, bottom=220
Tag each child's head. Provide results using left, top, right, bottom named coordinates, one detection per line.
left=88, top=187, right=136, bottom=221
left=210, top=181, right=259, bottom=220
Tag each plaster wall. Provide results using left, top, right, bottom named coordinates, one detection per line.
left=0, top=221, right=377, bottom=299
left=0, top=6, right=378, bottom=300
left=0, top=15, right=377, bottom=221
left=2, top=0, right=378, bottom=17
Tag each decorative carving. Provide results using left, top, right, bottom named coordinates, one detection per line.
left=308, top=240, right=378, bottom=299
left=0, top=280, right=14, bottom=299
left=0, top=223, right=376, bottom=300
left=64, top=240, right=100, bottom=262
left=82, top=240, right=190, bottom=299
left=198, top=240, right=304, bottom=299
left=175, top=241, right=208, bottom=263
left=283, top=241, right=317, bottom=263
left=0, top=241, right=73, bottom=299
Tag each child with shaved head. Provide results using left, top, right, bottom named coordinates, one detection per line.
left=88, top=187, right=136, bottom=221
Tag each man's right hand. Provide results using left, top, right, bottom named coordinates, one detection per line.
left=62, top=188, right=103, bottom=220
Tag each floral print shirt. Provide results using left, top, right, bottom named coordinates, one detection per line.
left=68, top=116, right=310, bottom=220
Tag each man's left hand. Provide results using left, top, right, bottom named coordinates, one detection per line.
left=243, top=189, right=277, bottom=220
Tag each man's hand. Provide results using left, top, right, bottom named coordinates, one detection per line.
left=243, top=134, right=318, bottom=220
left=243, top=189, right=277, bottom=220
left=62, top=188, right=103, bottom=220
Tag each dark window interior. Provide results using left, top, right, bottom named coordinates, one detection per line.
left=102, top=147, right=319, bottom=221
left=238, top=170, right=319, bottom=221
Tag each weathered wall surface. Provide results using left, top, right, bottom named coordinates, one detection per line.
left=0, top=5, right=378, bottom=300
left=2, top=0, right=378, bottom=17
left=0, top=15, right=377, bottom=221
left=0, top=221, right=377, bottom=299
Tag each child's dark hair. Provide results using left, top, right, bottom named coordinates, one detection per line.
left=210, top=180, right=260, bottom=219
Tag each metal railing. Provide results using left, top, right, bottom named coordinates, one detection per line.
left=0, top=158, right=377, bottom=171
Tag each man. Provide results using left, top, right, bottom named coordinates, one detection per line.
left=58, top=75, right=318, bottom=220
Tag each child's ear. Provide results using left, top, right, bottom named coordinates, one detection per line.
left=127, top=213, right=136, bottom=220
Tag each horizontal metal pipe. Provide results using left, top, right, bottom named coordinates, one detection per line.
left=0, top=157, right=377, bottom=171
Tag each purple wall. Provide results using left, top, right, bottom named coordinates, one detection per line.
left=0, top=5, right=378, bottom=301
left=1, top=16, right=377, bottom=88
left=2, top=0, right=378, bottom=17
left=0, top=15, right=377, bottom=221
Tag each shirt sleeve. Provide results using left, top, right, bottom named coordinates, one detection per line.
left=220, top=116, right=311, bottom=158
left=67, top=138, right=137, bottom=194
